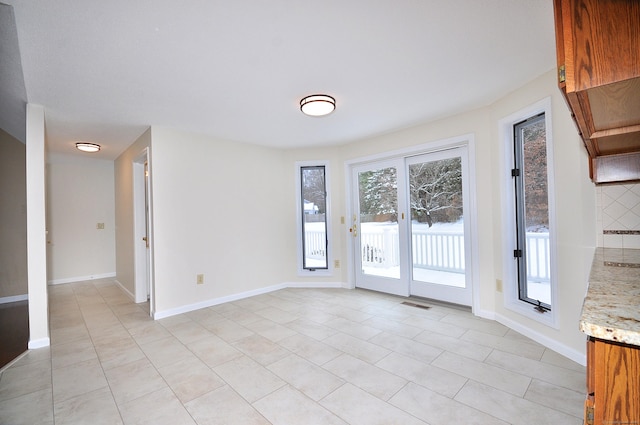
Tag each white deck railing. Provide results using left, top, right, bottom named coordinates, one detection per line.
left=305, top=227, right=550, bottom=282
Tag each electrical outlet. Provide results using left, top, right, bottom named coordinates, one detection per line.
left=334, top=260, right=340, bottom=268
left=197, top=274, right=204, bottom=285
left=496, top=279, right=503, bottom=292
left=96, top=223, right=105, bottom=229
left=340, top=216, right=345, bottom=224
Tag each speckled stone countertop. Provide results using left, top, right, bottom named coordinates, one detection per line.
left=579, top=248, right=640, bottom=346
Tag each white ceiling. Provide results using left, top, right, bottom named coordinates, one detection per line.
left=5, top=0, right=556, bottom=160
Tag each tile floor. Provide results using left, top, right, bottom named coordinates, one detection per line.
left=0, top=279, right=586, bottom=424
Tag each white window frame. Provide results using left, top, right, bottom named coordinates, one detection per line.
left=499, top=97, right=558, bottom=328
left=295, top=160, right=332, bottom=276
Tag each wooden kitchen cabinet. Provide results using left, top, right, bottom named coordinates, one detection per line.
left=585, top=337, right=640, bottom=425
left=553, top=0, right=640, bottom=184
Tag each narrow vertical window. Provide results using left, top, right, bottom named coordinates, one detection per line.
left=300, top=166, right=328, bottom=270
left=513, top=113, right=551, bottom=311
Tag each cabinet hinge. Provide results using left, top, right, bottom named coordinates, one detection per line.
left=558, top=65, right=566, bottom=84
left=511, top=168, right=520, bottom=177
left=513, top=249, right=523, bottom=258
left=585, top=405, right=594, bottom=425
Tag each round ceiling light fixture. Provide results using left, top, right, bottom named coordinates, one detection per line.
left=75, top=142, right=101, bottom=153
left=300, top=94, right=335, bottom=117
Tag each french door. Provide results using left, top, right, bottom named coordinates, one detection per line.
left=352, top=147, right=472, bottom=306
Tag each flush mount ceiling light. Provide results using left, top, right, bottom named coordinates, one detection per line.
left=75, top=142, right=101, bottom=153
left=300, top=94, right=336, bottom=117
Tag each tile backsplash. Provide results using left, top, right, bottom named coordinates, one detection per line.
left=596, top=183, right=640, bottom=249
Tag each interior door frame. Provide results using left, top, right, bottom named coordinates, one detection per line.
left=345, top=134, right=480, bottom=312
left=133, top=148, right=154, bottom=316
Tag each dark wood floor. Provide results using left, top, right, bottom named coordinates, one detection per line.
left=0, top=300, right=29, bottom=369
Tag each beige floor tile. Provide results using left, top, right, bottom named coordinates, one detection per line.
left=389, top=382, right=509, bottom=425
left=243, top=318, right=297, bottom=342
left=104, top=357, right=167, bottom=405
left=187, top=334, right=243, bottom=368
left=254, top=306, right=299, bottom=324
left=455, top=380, right=582, bottom=425
left=277, top=333, right=343, bottom=366
left=440, top=313, right=509, bottom=336
left=213, top=355, right=285, bottom=403
left=524, top=379, right=585, bottom=418
left=52, top=358, right=108, bottom=403
left=128, top=321, right=173, bottom=345
left=375, top=352, right=467, bottom=398
left=51, top=338, right=98, bottom=369
left=369, top=332, right=442, bottom=363
left=254, top=385, right=348, bottom=425
left=402, top=315, right=467, bottom=338
left=283, top=318, right=338, bottom=341
left=320, top=383, right=428, bottom=425
left=94, top=336, right=146, bottom=370
left=49, top=324, right=90, bottom=346
left=414, top=330, right=493, bottom=361
left=267, top=354, right=344, bottom=401
left=119, top=387, right=196, bottom=425
left=484, top=349, right=585, bottom=392
left=323, top=354, right=406, bottom=401
left=185, top=385, right=270, bottom=425
left=54, top=387, right=122, bottom=425
left=157, top=356, right=226, bottom=404
left=361, top=315, right=423, bottom=339
left=0, top=387, right=53, bottom=425
left=139, top=336, right=194, bottom=368
left=202, top=317, right=255, bottom=342
left=432, top=351, right=531, bottom=396
left=324, top=317, right=382, bottom=340
left=323, top=333, right=391, bottom=364
left=461, top=329, right=546, bottom=360
left=232, top=334, right=291, bottom=366
left=163, top=320, right=213, bottom=345
left=0, top=358, right=52, bottom=402
left=541, top=348, right=587, bottom=372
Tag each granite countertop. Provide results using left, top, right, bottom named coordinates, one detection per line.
left=580, top=247, right=640, bottom=346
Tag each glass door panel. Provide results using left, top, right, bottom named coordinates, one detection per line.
left=407, top=148, right=471, bottom=305
left=353, top=160, right=408, bottom=296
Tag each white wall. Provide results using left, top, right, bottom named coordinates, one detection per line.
left=26, top=104, right=49, bottom=348
left=489, top=70, right=596, bottom=362
left=114, top=128, right=151, bottom=297
left=46, top=153, right=116, bottom=284
left=149, top=127, right=293, bottom=315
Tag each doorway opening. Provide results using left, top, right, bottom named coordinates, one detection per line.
left=133, top=149, right=153, bottom=316
left=347, top=139, right=478, bottom=309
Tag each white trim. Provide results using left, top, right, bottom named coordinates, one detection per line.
left=495, top=312, right=586, bottom=366
left=0, top=294, right=28, bottom=304
left=499, top=97, right=558, bottom=328
left=28, top=337, right=50, bottom=349
left=295, top=160, right=333, bottom=277
left=47, top=272, right=116, bottom=285
left=153, top=281, right=348, bottom=320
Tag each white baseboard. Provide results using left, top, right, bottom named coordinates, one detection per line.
left=28, top=337, right=50, bottom=349
left=153, top=281, right=348, bottom=320
left=48, top=272, right=116, bottom=285
left=494, top=312, right=587, bottom=366
left=0, top=294, right=28, bottom=304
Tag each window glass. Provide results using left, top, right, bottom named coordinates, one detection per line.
left=513, top=113, right=551, bottom=311
left=300, top=166, right=328, bottom=270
